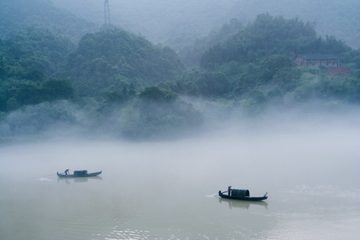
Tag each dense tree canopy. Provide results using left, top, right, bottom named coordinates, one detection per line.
left=61, top=28, right=186, bottom=97
left=0, top=28, right=75, bottom=112
left=166, top=14, right=360, bottom=113
left=179, top=18, right=243, bottom=68
left=1, top=1, right=360, bottom=141
left=200, top=14, right=351, bottom=69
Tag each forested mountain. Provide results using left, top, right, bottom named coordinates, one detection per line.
left=229, top=0, right=360, bottom=49
left=200, top=14, right=351, bottom=68
left=60, top=28, right=185, bottom=97
left=0, top=28, right=75, bottom=113
left=179, top=18, right=244, bottom=68
left=0, top=3, right=199, bottom=141
left=1, top=0, right=360, bottom=141
left=0, top=0, right=96, bottom=42
left=163, top=14, right=360, bottom=114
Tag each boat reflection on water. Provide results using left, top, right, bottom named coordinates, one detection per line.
left=218, top=197, right=268, bottom=210
left=57, top=176, right=102, bottom=184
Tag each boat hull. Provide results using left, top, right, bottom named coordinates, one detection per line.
left=218, top=191, right=267, bottom=201
left=57, top=171, right=102, bottom=178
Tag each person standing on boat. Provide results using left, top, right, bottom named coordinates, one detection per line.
left=228, top=186, right=232, bottom=196
left=64, top=169, right=69, bottom=175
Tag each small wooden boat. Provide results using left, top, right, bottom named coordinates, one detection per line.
left=57, top=170, right=102, bottom=178
left=219, top=188, right=268, bottom=201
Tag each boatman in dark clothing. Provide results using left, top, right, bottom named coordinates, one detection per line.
left=228, top=186, right=232, bottom=196
left=64, top=169, right=69, bottom=175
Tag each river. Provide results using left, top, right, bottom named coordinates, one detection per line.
left=1, top=115, right=360, bottom=240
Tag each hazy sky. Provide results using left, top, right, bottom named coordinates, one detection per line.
left=51, top=0, right=360, bottom=49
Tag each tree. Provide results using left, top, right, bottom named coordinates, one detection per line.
left=62, top=28, right=185, bottom=97
left=139, top=86, right=177, bottom=102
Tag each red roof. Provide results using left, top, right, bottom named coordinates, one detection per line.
left=326, top=66, right=351, bottom=77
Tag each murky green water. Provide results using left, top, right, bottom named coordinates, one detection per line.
left=1, top=122, right=360, bottom=240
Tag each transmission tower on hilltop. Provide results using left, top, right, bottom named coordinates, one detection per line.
left=104, top=0, right=111, bottom=27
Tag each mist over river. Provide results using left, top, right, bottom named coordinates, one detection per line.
left=1, top=112, right=360, bottom=240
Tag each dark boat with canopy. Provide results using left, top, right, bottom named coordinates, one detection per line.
left=219, top=187, right=268, bottom=201
left=57, top=170, right=102, bottom=178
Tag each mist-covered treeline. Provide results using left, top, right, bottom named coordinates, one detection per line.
left=1, top=0, right=360, bottom=142
left=0, top=28, right=75, bottom=113
left=0, top=27, right=200, bottom=141
left=166, top=14, right=360, bottom=113
left=50, top=0, right=360, bottom=50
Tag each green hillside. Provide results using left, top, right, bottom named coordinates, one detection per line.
left=1, top=0, right=360, bottom=141
left=0, top=28, right=75, bottom=112
left=60, top=28, right=185, bottom=97
left=166, top=14, right=360, bottom=114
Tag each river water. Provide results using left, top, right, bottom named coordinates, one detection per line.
left=1, top=116, right=360, bottom=240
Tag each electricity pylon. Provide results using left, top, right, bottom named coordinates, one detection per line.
left=104, top=0, right=111, bottom=27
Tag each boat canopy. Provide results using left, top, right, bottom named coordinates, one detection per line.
left=231, top=189, right=250, bottom=197
left=74, top=170, right=87, bottom=175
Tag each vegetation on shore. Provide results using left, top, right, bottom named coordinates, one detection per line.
left=1, top=1, right=360, bottom=141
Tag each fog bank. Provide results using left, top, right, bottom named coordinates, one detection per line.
left=1, top=98, right=360, bottom=144
left=1, top=104, right=360, bottom=239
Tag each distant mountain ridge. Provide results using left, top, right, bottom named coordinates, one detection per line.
left=0, top=0, right=97, bottom=42
left=50, top=0, right=360, bottom=50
